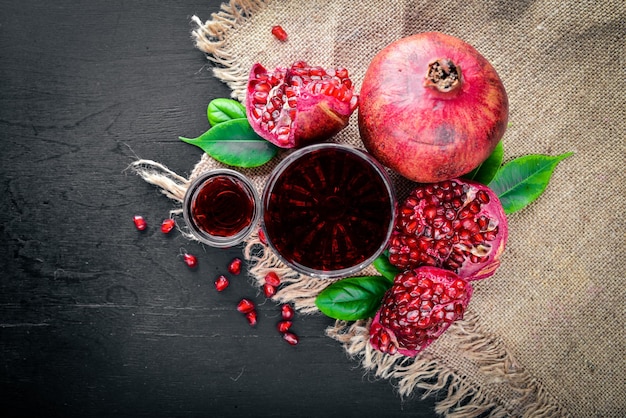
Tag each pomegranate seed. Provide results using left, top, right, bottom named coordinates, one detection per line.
left=264, top=271, right=281, bottom=287
left=133, top=215, right=147, bottom=231
left=251, top=107, right=263, bottom=120
left=214, top=275, right=229, bottom=292
left=245, top=310, right=257, bottom=327
left=282, top=332, right=299, bottom=346
left=281, top=304, right=294, bottom=320
left=335, top=67, right=349, bottom=79
left=183, top=253, right=198, bottom=268
left=271, top=25, right=288, bottom=41
left=228, top=258, right=242, bottom=275
left=277, top=320, right=293, bottom=333
left=255, top=81, right=271, bottom=93
left=237, top=298, right=255, bottom=314
left=263, top=283, right=277, bottom=298
left=258, top=228, right=267, bottom=245
left=160, top=218, right=175, bottom=234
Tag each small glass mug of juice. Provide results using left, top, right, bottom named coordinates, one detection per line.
left=183, top=169, right=260, bottom=248
left=262, top=143, right=396, bottom=278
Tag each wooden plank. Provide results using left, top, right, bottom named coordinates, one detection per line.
left=0, top=1, right=437, bottom=416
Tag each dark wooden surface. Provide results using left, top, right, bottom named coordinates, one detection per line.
left=1, top=1, right=438, bottom=416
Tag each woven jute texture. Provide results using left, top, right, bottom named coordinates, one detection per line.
left=133, top=0, right=625, bottom=416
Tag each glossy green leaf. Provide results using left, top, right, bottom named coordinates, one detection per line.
left=489, top=152, right=573, bottom=214
left=373, top=252, right=399, bottom=284
left=463, top=141, right=504, bottom=185
left=315, top=276, right=391, bottom=321
left=207, top=98, right=247, bottom=127
left=180, top=118, right=278, bottom=168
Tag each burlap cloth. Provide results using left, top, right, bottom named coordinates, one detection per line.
left=132, top=0, right=625, bottom=416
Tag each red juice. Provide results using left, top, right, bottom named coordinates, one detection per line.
left=263, top=144, right=395, bottom=276
left=184, top=170, right=260, bottom=248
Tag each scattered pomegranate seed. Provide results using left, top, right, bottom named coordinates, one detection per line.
left=214, top=275, right=229, bottom=292
left=160, top=218, right=175, bottom=234
left=263, top=283, right=277, bottom=298
left=281, top=304, right=294, bottom=320
left=133, top=215, right=147, bottom=231
left=277, top=320, right=292, bottom=333
left=228, top=258, right=242, bottom=275
left=183, top=253, right=198, bottom=268
left=237, top=298, right=255, bottom=314
left=264, top=271, right=281, bottom=287
left=283, top=332, right=299, bottom=346
left=258, top=228, right=267, bottom=245
left=271, top=25, right=288, bottom=42
left=245, top=310, right=257, bottom=327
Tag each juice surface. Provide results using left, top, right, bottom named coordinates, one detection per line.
left=192, top=176, right=255, bottom=237
left=264, top=147, right=393, bottom=272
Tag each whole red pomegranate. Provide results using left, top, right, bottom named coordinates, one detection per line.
left=388, top=179, right=507, bottom=280
left=246, top=61, right=358, bottom=148
left=370, top=266, right=472, bottom=356
left=358, top=32, right=508, bottom=182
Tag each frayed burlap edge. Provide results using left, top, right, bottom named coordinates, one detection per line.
left=128, top=2, right=570, bottom=416
left=324, top=312, right=569, bottom=418
left=190, top=0, right=268, bottom=101
left=241, top=230, right=569, bottom=418
left=127, top=158, right=212, bottom=243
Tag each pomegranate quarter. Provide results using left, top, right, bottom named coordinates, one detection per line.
left=389, top=179, right=507, bottom=281
left=246, top=61, right=358, bottom=148
left=358, top=32, right=509, bottom=183
left=370, top=266, right=473, bottom=356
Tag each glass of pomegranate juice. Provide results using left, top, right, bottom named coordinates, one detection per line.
left=262, top=143, right=396, bottom=278
left=183, top=169, right=260, bottom=248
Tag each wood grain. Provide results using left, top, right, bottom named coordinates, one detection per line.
left=1, top=1, right=437, bottom=416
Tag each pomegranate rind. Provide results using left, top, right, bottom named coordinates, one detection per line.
left=246, top=62, right=358, bottom=149
left=358, top=32, right=508, bottom=182
left=389, top=179, right=508, bottom=281
left=369, top=266, right=473, bottom=357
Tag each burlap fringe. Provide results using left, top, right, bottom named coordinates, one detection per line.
left=127, top=158, right=206, bottom=242
left=128, top=159, right=190, bottom=203
left=325, top=312, right=569, bottom=417
left=191, top=0, right=268, bottom=100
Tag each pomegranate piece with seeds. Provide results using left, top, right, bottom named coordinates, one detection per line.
left=388, top=179, right=507, bottom=280
left=246, top=61, right=358, bottom=148
left=228, top=258, right=242, bottom=275
left=133, top=215, right=147, bottom=231
left=370, top=266, right=473, bottom=356
left=271, top=25, right=288, bottom=41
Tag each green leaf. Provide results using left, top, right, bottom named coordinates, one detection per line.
left=489, top=152, right=573, bottom=214
left=372, top=252, right=399, bottom=284
left=207, top=98, right=247, bottom=127
left=463, top=141, right=504, bottom=185
left=180, top=118, right=278, bottom=168
left=315, top=276, right=391, bottom=321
